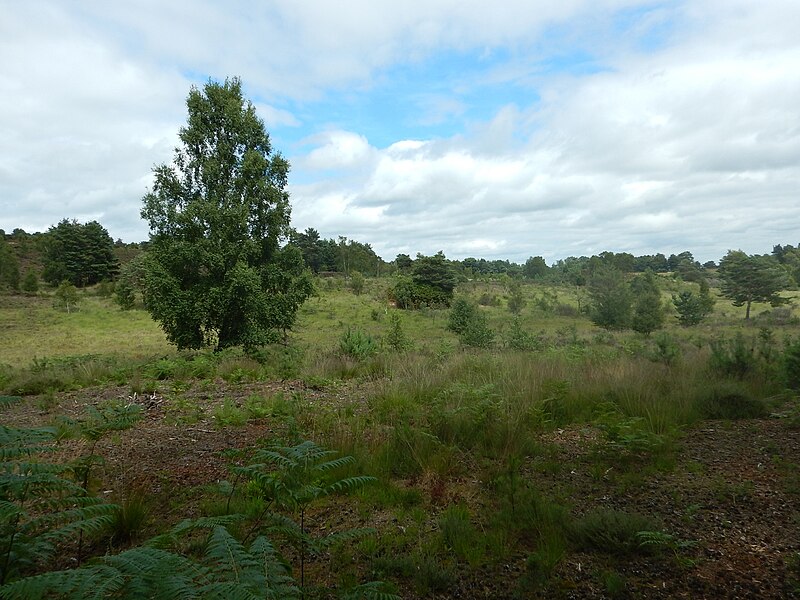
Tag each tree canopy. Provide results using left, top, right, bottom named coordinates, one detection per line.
left=718, top=250, right=789, bottom=319
left=140, top=78, right=312, bottom=350
left=41, top=219, right=118, bottom=287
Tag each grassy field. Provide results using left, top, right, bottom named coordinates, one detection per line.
left=1, top=278, right=799, bottom=598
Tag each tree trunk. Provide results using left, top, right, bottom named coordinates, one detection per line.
left=745, top=300, right=751, bottom=320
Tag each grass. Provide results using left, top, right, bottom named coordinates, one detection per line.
left=1, top=277, right=798, bottom=596
left=0, top=294, right=170, bottom=368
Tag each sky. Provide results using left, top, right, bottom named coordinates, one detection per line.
left=1, top=0, right=799, bottom=265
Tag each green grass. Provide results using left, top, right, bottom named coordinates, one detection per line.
left=0, top=294, right=170, bottom=368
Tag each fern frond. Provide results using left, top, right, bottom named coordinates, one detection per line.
left=340, top=581, right=402, bottom=600
left=317, top=527, right=375, bottom=549
left=315, top=455, right=355, bottom=472
left=251, top=450, right=295, bottom=469
left=325, top=476, right=377, bottom=495
left=0, top=397, right=22, bottom=410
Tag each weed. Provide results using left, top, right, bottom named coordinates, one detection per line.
left=109, top=491, right=150, bottom=544
left=212, top=398, right=248, bottom=427
left=570, top=509, right=659, bottom=556
left=438, top=504, right=485, bottom=566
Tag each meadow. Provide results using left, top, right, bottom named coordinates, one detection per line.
left=1, top=278, right=799, bottom=598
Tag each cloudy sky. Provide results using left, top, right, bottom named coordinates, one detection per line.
left=1, top=1, right=798, bottom=264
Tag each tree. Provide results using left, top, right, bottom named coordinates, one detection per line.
left=42, top=219, right=118, bottom=287
left=717, top=250, right=789, bottom=320
left=392, top=251, right=457, bottom=309
left=410, top=252, right=457, bottom=305
left=588, top=264, right=631, bottom=329
left=507, top=280, right=526, bottom=314
left=140, top=78, right=313, bottom=351
left=523, top=256, right=549, bottom=279
left=0, top=236, right=20, bottom=291
left=630, top=271, right=664, bottom=335
left=53, top=280, right=80, bottom=313
left=20, top=270, right=39, bottom=294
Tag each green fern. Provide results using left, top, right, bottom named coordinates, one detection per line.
left=0, top=401, right=119, bottom=586
left=1, top=520, right=301, bottom=599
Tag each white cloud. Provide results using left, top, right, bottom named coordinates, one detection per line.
left=2, top=0, right=799, bottom=264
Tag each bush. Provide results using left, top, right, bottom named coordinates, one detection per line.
left=570, top=509, right=659, bottom=556
left=339, top=328, right=378, bottom=360
left=694, top=382, right=767, bottom=420
left=709, top=333, right=754, bottom=378
left=784, top=339, right=800, bottom=390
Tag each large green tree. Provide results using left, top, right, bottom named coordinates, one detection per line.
left=588, top=264, right=632, bottom=329
left=140, top=78, right=313, bottom=351
left=718, top=250, right=789, bottom=320
left=42, top=219, right=118, bottom=287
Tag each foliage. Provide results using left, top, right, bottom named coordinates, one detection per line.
left=0, top=238, right=20, bottom=291
left=523, top=256, right=549, bottom=279
left=1, top=519, right=301, bottom=599
left=391, top=256, right=457, bottom=307
left=570, top=509, right=659, bottom=556
left=53, top=281, right=80, bottom=313
left=708, top=333, right=755, bottom=378
left=219, top=440, right=376, bottom=588
left=695, top=382, right=767, bottom=420
left=42, top=220, right=118, bottom=287
left=385, top=312, right=411, bottom=353
left=588, top=265, right=632, bottom=330
left=140, top=78, right=313, bottom=351
left=630, top=271, right=665, bottom=335
left=447, top=297, right=477, bottom=335
left=718, top=250, right=789, bottom=319
left=0, top=397, right=119, bottom=585
left=784, top=339, right=800, bottom=390
left=672, top=279, right=715, bottom=326
left=506, top=280, right=526, bottom=314
left=19, top=271, right=38, bottom=294
left=339, top=328, right=378, bottom=360
left=349, top=271, right=365, bottom=295
left=446, top=298, right=493, bottom=347
left=505, top=316, right=542, bottom=351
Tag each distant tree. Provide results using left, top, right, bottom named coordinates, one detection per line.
left=349, top=271, right=365, bottom=295
left=140, top=78, right=313, bottom=350
left=447, top=297, right=478, bottom=335
left=291, top=227, right=324, bottom=272
left=447, top=297, right=493, bottom=347
left=718, top=250, right=789, bottom=320
left=523, top=256, right=549, bottom=279
left=672, top=280, right=715, bottom=326
left=394, top=253, right=413, bottom=272
left=507, top=280, right=526, bottom=314
left=392, top=251, right=457, bottom=308
left=53, top=280, right=80, bottom=313
left=630, top=271, right=665, bottom=335
left=588, top=264, right=632, bottom=329
left=42, top=219, right=118, bottom=287
left=0, top=236, right=20, bottom=290
left=20, top=270, right=39, bottom=294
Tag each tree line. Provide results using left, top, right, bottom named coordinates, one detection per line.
left=1, top=76, right=797, bottom=350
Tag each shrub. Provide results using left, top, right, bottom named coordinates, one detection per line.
left=570, top=509, right=659, bottom=556
left=709, top=333, right=754, bottom=378
left=339, top=328, right=378, bottom=360
left=385, top=312, right=411, bottom=353
left=694, top=382, right=767, bottom=420
left=784, top=339, right=800, bottom=390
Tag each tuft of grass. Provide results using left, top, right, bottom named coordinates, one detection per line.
left=570, top=509, right=659, bottom=556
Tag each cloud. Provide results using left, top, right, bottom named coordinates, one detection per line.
left=2, top=0, right=799, bottom=265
